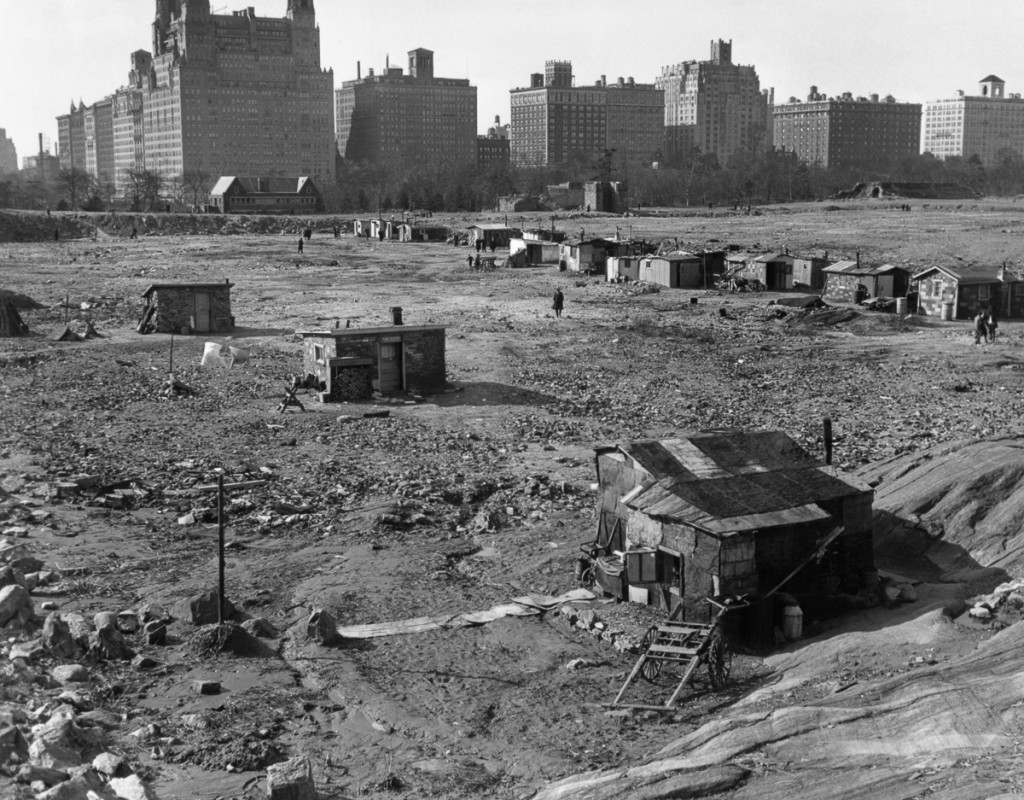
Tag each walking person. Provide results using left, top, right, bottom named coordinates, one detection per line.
left=552, top=287, right=564, bottom=318
left=974, top=311, right=988, bottom=344
left=987, top=309, right=999, bottom=342
left=298, top=237, right=304, bottom=254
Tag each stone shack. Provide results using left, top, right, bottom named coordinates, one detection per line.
left=592, top=431, right=874, bottom=645
left=912, top=264, right=1024, bottom=320
left=299, top=323, right=446, bottom=399
left=822, top=260, right=909, bottom=304
left=139, top=281, right=234, bottom=334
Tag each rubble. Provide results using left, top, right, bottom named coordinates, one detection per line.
left=266, top=756, right=317, bottom=800
left=0, top=583, right=34, bottom=627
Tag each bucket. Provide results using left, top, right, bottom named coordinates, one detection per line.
left=940, top=301, right=954, bottom=321
left=895, top=297, right=907, bottom=315
left=390, top=306, right=403, bottom=326
left=227, top=346, right=250, bottom=364
left=782, top=605, right=803, bottom=641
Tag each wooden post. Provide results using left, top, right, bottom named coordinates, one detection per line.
left=169, top=334, right=174, bottom=376
left=64, top=292, right=69, bottom=325
left=217, top=473, right=225, bottom=624
left=823, top=417, right=833, bottom=466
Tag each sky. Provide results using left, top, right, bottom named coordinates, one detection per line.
left=3, top=0, right=1024, bottom=162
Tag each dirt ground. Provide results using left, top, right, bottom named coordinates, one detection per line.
left=3, top=201, right=1024, bottom=799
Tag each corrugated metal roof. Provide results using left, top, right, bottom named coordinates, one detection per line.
left=605, top=431, right=870, bottom=534
left=822, top=261, right=903, bottom=277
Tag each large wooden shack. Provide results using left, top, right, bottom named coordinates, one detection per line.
left=912, top=264, right=1024, bottom=320
left=638, top=252, right=704, bottom=288
left=822, top=261, right=909, bottom=304
left=299, top=324, right=446, bottom=399
left=593, top=431, right=874, bottom=630
left=139, top=281, right=234, bottom=334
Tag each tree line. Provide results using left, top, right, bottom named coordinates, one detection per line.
left=4, top=147, right=1024, bottom=214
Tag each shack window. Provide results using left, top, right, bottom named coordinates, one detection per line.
left=313, top=344, right=325, bottom=364
left=978, top=285, right=991, bottom=300
left=931, top=279, right=942, bottom=296
left=657, top=549, right=684, bottom=597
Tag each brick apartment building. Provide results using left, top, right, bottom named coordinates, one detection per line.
left=657, top=40, right=773, bottom=166
left=773, top=86, right=921, bottom=169
left=922, top=76, right=1024, bottom=167
left=335, top=48, right=477, bottom=167
left=510, top=61, right=663, bottom=170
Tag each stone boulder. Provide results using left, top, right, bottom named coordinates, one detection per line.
left=305, top=607, right=339, bottom=646
left=43, top=613, right=83, bottom=660
left=108, top=773, right=159, bottom=800
left=51, top=664, right=90, bottom=684
left=0, top=583, right=33, bottom=626
left=174, top=589, right=235, bottom=626
left=266, top=756, right=316, bottom=800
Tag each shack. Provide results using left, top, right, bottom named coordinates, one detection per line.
left=138, top=280, right=234, bottom=334
left=592, top=431, right=874, bottom=636
left=398, top=223, right=449, bottom=243
left=559, top=237, right=633, bottom=273
left=638, top=252, right=704, bottom=288
left=606, top=255, right=641, bottom=282
left=467, top=223, right=518, bottom=250
left=822, top=261, right=909, bottom=304
left=509, top=237, right=561, bottom=265
left=912, top=264, right=1024, bottom=320
left=209, top=176, right=322, bottom=214
left=354, top=219, right=373, bottom=238
left=299, top=323, right=446, bottom=398
left=792, top=253, right=831, bottom=290
left=746, top=253, right=797, bottom=290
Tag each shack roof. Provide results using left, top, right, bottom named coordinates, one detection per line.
left=822, top=261, right=904, bottom=277
left=911, top=264, right=1021, bottom=284
left=210, top=176, right=315, bottom=196
left=142, top=282, right=233, bottom=298
left=646, top=251, right=700, bottom=262
left=298, top=324, right=446, bottom=338
left=752, top=252, right=794, bottom=263
left=467, top=223, right=514, bottom=231
left=597, top=431, right=870, bottom=535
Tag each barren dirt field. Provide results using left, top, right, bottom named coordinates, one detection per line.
left=4, top=201, right=1024, bottom=800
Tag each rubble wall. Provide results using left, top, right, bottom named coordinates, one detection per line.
left=152, top=286, right=233, bottom=333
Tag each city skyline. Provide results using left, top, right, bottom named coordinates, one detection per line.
left=4, top=0, right=1024, bottom=164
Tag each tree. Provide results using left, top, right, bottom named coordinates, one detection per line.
left=57, top=167, right=94, bottom=210
left=181, top=168, right=212, bottom=209
left=125, top=167, right=165, bottom=211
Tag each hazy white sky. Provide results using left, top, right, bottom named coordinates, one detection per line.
left=3, top=0, right=1024, bottom=162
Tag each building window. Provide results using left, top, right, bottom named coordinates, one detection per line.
left=314, top=344, right=326, bottom=364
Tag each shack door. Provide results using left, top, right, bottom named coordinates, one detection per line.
left=194, top=292, right=212, bottom=332
left=1010, top=283, right=1024, bottom=318
left=378, top=342, right=403, bottom=393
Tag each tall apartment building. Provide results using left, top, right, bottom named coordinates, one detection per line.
left=57, top=103, right=87, bottom=172
left=0, top=129, right=17, bottom=175
left=142, top=0, right=334, bottom=181
left=335, top=49, right=477, bottom=166
left=111, top=53, right=149, bottom=196
left=509, top=61, right=664, bottom=169
left=922, top=76, right=1024, bottom=166
left=774, top=87, right=922, bottom=168
left=657, top=40, right=772, bottom=166
left=84, top=98, right=115, bottom=186
left=477, top=116, right=510, bottom=169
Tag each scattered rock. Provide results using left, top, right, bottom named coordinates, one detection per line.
left=43, top=613, right=83, bottom=659
left=305, top=607, right=339, bottom=646
left=241, top=617, right=277, bottom=638
left=143, top=620, right=167, bottom=645
left=174, top=589, right=234, bottom=625
left=0, top=583, right=33, bottom=626
left=15, top=763, right=69, bottom=786
left=108, top=773, right=159, bottom=800
left=132, top=654, right=160, bottom=670
left=92, top=751, right=126, bottom=777
left=266, top=756, right=316, bottom=800
left=195, top=680, right=221, bottom=695
left=116, top=611, right=139, bottom=634
left=36, top=770, right=110, bottom=800
left=51, top=664, right=90, bottom=683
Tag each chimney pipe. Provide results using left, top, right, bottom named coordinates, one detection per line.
left=823, top=417, right=833, bottom=466
left=357, top=60, right=361, bottom=79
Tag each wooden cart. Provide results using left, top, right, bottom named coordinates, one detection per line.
left=610, top=597, right=746, bottom=710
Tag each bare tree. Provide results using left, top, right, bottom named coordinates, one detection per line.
left=125, top=167, right=165, bottom=211
left=57, top=167, right=94, bottom=210
left=181, top=168, right=212, bottom=210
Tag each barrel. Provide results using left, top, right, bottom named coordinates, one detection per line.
left=390, top=306, right=403, bottom=326
left=782, top=605, right=803, bottom=641
left=690, top=296, right=699, bottom=305
left=940, top=301, right=954, bottom=321
left=895, top=297, right=907, bottom=315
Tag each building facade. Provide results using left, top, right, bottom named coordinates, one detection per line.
left=0, top=129, right=17, bottom=175
left=657, top=40, right=772, bottom=166
left=141, top=0, right=334, bottom=183
left=335, top=48, right=477, bottom=166
left=774, top=87, right=922, bottom=169
left=922, top=76, right=1024, bottom=166
left=510, top=62, right=664, bottom=169
left=57, top=103, right=87, bottom=172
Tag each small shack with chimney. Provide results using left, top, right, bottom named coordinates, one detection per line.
left=299, top=319, right=447, bottom=400
left=590, top=430, right=874, bottom=643
left=138, top=280, right=234, bottom=334
left=822, top=260, right=910, bottom=304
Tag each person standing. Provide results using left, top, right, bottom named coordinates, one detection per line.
left=298, top=237, right=304, bottom=254
left=974, top=311, right=988, bottom=344
left=553, top=288, right=564, bottom=318
left=987, top=309, right=999, bottom=342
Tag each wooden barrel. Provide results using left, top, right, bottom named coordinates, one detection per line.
left=895, top=297, right=907, bottom=315
left=940, top=301, right=954, bottom=321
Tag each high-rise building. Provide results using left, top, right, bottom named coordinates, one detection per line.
left=657, top=40, right=772, bottom=166
left=112, top=52, right=150, bottom=196
left=773, top=87, right=921, bottom=168
left=0, top=129, right=17, bottom=175
left=922, top=76, right=1024, bottom=166
left=143, top=0, right=335, bottom=181
left=84, top=98, right=115, bottom=186
left=57, top=102, right=87, bottom=172
left=509, top=62, right=664, bottom=169
left=335, top=48, right=477, bottom=166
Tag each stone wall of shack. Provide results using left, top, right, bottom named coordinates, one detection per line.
left=152, top=287, right=233, bottom=333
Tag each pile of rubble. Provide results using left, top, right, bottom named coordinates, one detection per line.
left=965, top=579, right=1024, bottom=624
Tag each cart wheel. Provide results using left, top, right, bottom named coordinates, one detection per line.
left=578, top=565, right=595, bottom=590
left=639, top=626, right=662, bottom=683
left=706, top=632, right=732, bottom=691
